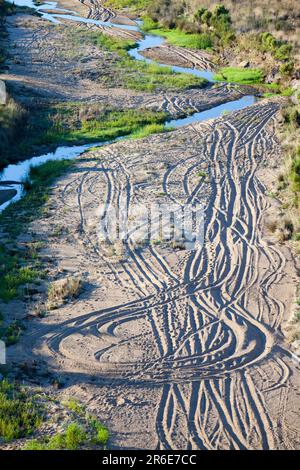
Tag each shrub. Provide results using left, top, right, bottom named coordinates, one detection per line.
left=24, top=423, right=87, bottom=450
left=88, top=416, right=109, bottom=446
left=290, top=149, right=300, bottom=193
left=279, top=61, right=294, bottom=76
left=274, top=43, right=293, bottom=61
left=0, top=380, right=42, bottom=442
left=65, top=423, right=86, bottom=450
left=97, top=427, right=109, bottom=446
left=47, top=276, right=82, bottom=307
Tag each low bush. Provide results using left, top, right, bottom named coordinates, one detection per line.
left=47, top=276, right=82, bottom=308
left=0, top=380, right=42, bottom=442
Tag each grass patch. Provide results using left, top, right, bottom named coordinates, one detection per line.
left=130, top=123, right=171, bottom=139
left=0, top=319, right=25, bottom=345
left=145, top=27, right=213, bottom=50
left=213, top=66, right=264, bottom=84
left=86, top=31, right=208, bottom=91
left=0, top=380, right=42, bottom=442
left=36, top=107, right=170, bottom=145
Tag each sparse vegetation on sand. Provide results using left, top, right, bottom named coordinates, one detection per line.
left=23, top=399, right=109, bottom=450
left=0, top=380, right=42, bottom=442
left=0, top=160, right=74, bottom=306
left=0, top=380, right=110, bottom=449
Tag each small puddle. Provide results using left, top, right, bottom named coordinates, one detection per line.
left=1, top=0, right=257, bottom=211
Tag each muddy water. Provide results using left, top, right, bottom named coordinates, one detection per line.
left=1, top=1, right=255, bottom=210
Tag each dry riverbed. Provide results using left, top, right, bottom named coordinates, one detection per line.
left=0, top=0, right=300, bottom=450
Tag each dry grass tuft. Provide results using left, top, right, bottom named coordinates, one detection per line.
left=47, top=276, right=82, bottom=308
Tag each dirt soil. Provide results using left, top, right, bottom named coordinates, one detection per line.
left=1, top=0, right=300, bottom=450
left=6, top=99, right=300, bottom=450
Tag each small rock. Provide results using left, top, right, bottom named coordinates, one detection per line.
left=116, top=397, right=126, bottom=406
left=239, top=60, right=249, bottom=68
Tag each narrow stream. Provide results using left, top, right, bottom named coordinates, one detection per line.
left=0, top=0, right=256, bottom=211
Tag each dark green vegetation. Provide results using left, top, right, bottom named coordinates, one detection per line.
left=0, top=1, right=14, bottom=67
left=0, top=314, right=24, bottom=346
left=0, top=380, right=42, bottom=442
left=24, top=399, right=109, bottom=450
left=0, top=96, right=29, bottom=169
left=259, top=32, right=294, bottom=73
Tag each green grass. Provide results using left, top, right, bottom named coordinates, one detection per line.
left=146, top=27, right=213, bottom=50
left=62, top=398, right=85, bottom=415
left=0, top=380, right=42, bottom=442
left=213, top=67, right=264, bottom=84
left=24, top=423, right=86, bottom=450
left=130, top=123, right=171, bottom=139
left=95, top=33, right=136, bottom=52
left=90, top=31, right=208, bottom=91
left=72, top=29, right=208, bottom=92
left=35, top=107, right=170, bottom=146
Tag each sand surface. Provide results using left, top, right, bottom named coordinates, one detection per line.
left=1, top=0, right=300, bottom=450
